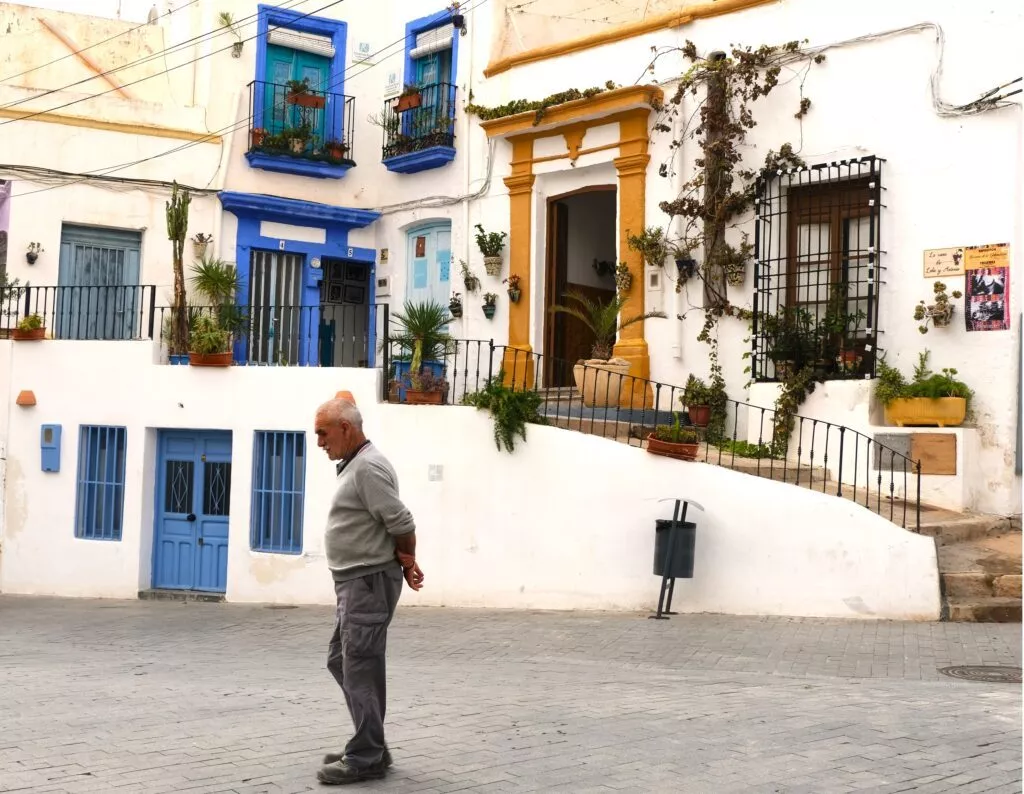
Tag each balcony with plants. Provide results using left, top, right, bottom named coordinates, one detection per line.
left=377, top=82, right=457, bottom=175
left=245, top=78, right=356, bottom=179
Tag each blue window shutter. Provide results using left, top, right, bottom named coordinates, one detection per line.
left=250, top=431, right=306, bottom=554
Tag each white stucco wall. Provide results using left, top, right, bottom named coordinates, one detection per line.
left=0, top=341, right=940, bottom=619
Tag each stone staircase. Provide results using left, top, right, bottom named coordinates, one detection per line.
left=538, top=389, right=1022, bottom=623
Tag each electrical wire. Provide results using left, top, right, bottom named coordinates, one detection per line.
left=0, top=163, right=218, bottom=196
left=0, top=0, right=319, bottom=124
left=0, top=0, right=201, bottom=83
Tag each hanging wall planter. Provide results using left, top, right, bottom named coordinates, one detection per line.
left=482, top=293, right=497, bottom=319
left=449, top=293, right=463, bottom=318
left=483, top=256, right=502, bottom=277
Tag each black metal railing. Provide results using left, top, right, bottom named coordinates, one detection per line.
left=247, top=80, right=356, bottom=165
left=381, top=82, right=457, bottom=161
left=381, top=338, right=921, bottom=530
left=155, top=303, right=388, bottom=368
left=1, top=284, right=157, bottom=340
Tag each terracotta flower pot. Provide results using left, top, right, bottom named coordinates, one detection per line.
left=405, top=389, right=444, bottom=405
left=646, top=434, right=700, bottom=461
left=396, top=93, right=422, bottom=112
left=12, top=327, right=46, bottom=341
left=188, top=351, right=233, bottom=367
left=687, top=405, right=711, bottom=427
left=572, top=358, right=631, bottom=408
left=287, top=92, right=325, bottom=109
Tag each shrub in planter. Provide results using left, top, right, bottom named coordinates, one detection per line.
left=647, top=416, right=702, bottom=461
left=188, top=315, right=233, bottom=367
left=406, top=369, right=448, bottom=405
left=875, top=349, right=972, bottom=427
left=681, top=374, right=713, bottom=427
left=12, top=313, right=45, bottom=340
left=474, top=223, right=507, bottom=276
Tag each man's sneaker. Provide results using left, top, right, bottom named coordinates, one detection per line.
left=317, top=759, right=386, bottom=785
left=322, top=746, right=392, bottom=768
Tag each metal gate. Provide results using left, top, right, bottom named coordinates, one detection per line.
left=247, top=250, right=303, bottom=365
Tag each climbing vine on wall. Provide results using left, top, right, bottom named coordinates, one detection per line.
left=465, top=82, right=621, bottom=126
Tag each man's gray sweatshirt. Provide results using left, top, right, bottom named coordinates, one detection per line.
left=324, top=442, right=415, bottom=582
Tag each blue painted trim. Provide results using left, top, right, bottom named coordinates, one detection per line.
left=403, top=9, right=459, bottom=90
left=219, top=191, right=380, bottom=367
left=245, top=151, right=354, bottom=179
left=253, top=4, right=349, bottom=178
left=384, top=146, right=456, bottom=174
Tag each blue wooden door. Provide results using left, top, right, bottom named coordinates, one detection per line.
left=264, top=44, right=330, bottom=146
left=406, top=224, right=451, bottom=308
left=153, top=431, right=232, bottom=593
left=56, top=225, right=141, bottom=340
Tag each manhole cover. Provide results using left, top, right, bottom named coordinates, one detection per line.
left=265, top=604, right=298, bottom=610
left=938, top=665, right=1022, bottom=684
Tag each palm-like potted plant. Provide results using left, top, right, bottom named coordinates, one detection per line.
left=474, top=224, right=507, bottom=276
left=549, top=290, right=665, bottom=407
left=389, top=300, right=453, bottom=402
left=187, top=257, right=242, bottom=367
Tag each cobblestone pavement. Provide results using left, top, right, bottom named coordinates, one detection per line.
left=0, top=596, right=1020, bottom=794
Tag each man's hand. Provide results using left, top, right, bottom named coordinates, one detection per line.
left=396, top=550, right=425, bottom=591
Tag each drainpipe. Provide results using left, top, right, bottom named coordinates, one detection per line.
left=462, top=5, right=476, bottom=298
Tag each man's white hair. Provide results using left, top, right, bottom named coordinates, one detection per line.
left=318, top=398, right=363, bottom=431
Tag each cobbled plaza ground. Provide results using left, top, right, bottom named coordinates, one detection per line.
left=0, top=596, right=1020, bottom=793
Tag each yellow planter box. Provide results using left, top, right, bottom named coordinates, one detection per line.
left=883, top=397, right=966, bottom=428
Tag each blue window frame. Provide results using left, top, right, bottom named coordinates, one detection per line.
left=74, top=425, right=127, bottom=541
left=250, top=431, right=306, bottom=554
left=247, top=4, right=351, bottom=179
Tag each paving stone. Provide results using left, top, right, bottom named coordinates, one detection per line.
left=0, top=596, right=1019, bottom=793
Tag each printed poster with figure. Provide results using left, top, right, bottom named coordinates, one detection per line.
left=964, top=243, right=1010, bottom=332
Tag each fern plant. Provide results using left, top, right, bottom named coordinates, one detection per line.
left=462, top=374, right=544, bottom=453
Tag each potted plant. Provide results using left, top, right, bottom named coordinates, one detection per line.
left=188, top=314, right=232, bottom=366
left=836, top=348, right=863, bottom=375
left=406, top=368, right=448, bottom=405
left=673, top=246, right=697, bottom=282
left=281, top=125, right=311, bottom=155
left=614, top=262, right=632, bottom=297
left=549, top=290, right=666, bottom=408
left=762, top=305, right=816, bottom=379
left=459, top=259, right=479, bottom=293
left=191, top=233, right=212, bottom=259
left=12, top=313, right=45, bottom=340
left=474, top=224, right=507, bottom=276
left=448, top=292, right=463, bottom=318
left=26, top=242, right=43, bottom=264
left=626, top=226, right=669, bottom=269
left=504, top=274, right=521, bottom=303
left=396, top=84, right=422, bottom=113
left=285, top=78, right=325, bottom=109
left=449, top=1, right=465, bottom=30
left=482, top=292, right=497, bottom=319
left=681, top=374, right=712, bottom=427
left=389, top=300, right=453, bottom=401
left=324, top=139, right=348, bottom=161
left=914, top=281, right=963, bottom=333
left=875, top=350, right=972, bottom=427
left=251, top=127, right=268, bottom=148
left=647, top=415, right=702, bottom=461
left=219, top=12, right=243, bottom=57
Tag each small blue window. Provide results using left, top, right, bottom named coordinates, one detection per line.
left=74, top=425, right=127, bottom=541
left=251, top=431, right=306, bottom=554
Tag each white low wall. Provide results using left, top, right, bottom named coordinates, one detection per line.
left=0, top=341, right=940, bottom=619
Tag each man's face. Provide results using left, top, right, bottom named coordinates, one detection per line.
left=314, top=412, right=357, bottom=461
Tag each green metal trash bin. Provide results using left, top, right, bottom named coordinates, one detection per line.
left=653, top=519, right=696, bottom=578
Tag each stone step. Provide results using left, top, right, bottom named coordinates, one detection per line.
left=138, top=589, right=224, bottom=603
left=942, top=572, right=1023, bottom=598
left=919, top=511, right=1017, bottom=545
left=946, top=597, right=1023, bottom=623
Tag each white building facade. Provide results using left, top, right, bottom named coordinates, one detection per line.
left=0, top=0, right=1019, bottom=613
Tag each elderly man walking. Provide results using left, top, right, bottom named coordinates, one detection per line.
left=313, top=398, right=424, bottom=785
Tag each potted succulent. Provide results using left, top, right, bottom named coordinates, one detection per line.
left=285, top=78, right=325, bottom=109
left=549, top=290, right=665, bottom=408
left=474, top=223, right=507, bottom=276
left=875, top=350, right=972, bottom=427
left=191, top=232, right=212, bottom=259
left=914, top=281, right=963, bottom=333
left=681, top=374, right=712, bottom=427
left=448, top=292, right=463, bottom=318
left=406, top=368, right=448, bottom=405
left=482, top=292, right=497, bottom=319
left=188, top=314, right=232, bottom=367
left=459, top=259, right=479, bottom=293
left=396, top=84, right=423, bottom=113
left=12, top=313, right=45, bottom=340
left=647, top=415, right=702, bottom=461
left=504, top=274, right=521, bottom=303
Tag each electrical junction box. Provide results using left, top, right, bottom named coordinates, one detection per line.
left=41, top=424, right=61, bottom=472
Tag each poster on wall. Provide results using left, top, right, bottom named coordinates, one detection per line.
left=964, top=243, right=1010, bottom=332
left=923, top=247, right=965, bottom=277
